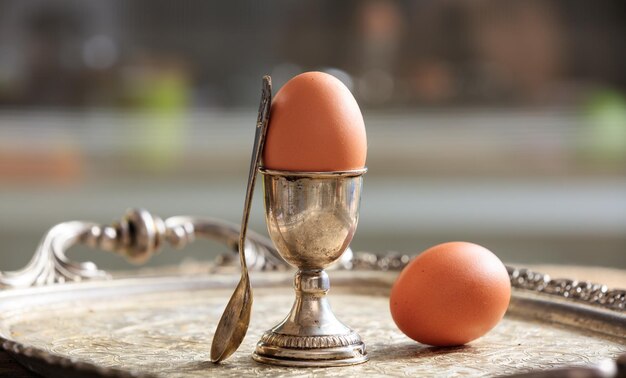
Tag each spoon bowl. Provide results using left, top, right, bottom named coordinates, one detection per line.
left=210, top=275, right=252, bottom=362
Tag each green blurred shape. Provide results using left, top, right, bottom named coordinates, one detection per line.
left=139, top=72, right=189, bottom=111
left=581, top=89, right=626, bottom=163
left=134, top=69, right=190, bottom=172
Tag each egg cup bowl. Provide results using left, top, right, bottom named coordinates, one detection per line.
left=252, top=168, right=368, bottom=367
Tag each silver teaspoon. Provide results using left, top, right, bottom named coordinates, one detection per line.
left=210, top=75, right=272, bottom=363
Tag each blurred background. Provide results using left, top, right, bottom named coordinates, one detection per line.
left=0, top=0, right=624, bottom=272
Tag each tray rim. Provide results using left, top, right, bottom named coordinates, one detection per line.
left=0, top=269, right=624, bottom=378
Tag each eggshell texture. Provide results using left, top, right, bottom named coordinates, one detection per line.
left=262, top=71, right=367, bottom=171
left=390, top=242, right=511, bottom=346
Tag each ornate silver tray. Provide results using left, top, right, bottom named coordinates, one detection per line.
left=1, top=270, right=625, bottom=378
left=1, top=209, right=625, bottom=377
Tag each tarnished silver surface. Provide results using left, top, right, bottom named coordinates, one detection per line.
left=259, top=168, right=366, bottom=270
left=254, top=169, right=368, bottom=367
left=0, top=271, right=624, bottom=378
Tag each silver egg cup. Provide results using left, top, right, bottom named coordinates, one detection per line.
left=252, top=168, right=368, bottom=367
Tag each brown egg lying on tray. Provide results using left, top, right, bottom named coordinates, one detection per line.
left=390, top=242, right=511, bottom=346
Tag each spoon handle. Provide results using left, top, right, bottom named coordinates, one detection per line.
left=239, top=76, right=272, bottom=272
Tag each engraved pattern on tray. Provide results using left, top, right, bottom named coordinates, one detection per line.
left=2, top=286, right=624, bottom=377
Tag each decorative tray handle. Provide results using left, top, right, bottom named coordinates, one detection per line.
left=0, top=208, right=283, bottom=289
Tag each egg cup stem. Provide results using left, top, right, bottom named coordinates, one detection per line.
left=252, top=168, right=368, bottom=367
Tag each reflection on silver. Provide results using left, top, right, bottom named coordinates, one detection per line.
left=252, top=168, right=369, bottom=367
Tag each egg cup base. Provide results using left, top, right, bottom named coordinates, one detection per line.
left=253, top=336, right=368, bottom=367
